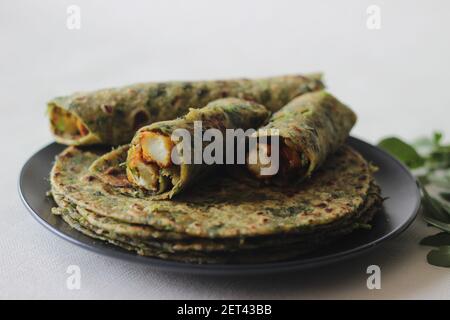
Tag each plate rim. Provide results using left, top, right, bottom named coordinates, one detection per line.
left=18, top=136, right=421, bottom=275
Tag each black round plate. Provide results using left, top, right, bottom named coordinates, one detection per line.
left=19, top=137, right=420, bottom=275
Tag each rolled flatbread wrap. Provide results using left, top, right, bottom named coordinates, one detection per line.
left=47, top=74, right=324, bottom=145
left=126, top=98, right=271, bottom=198
left=247, top=91, right=356, bottom=184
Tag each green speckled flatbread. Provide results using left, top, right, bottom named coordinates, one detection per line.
left=50, top=144, right=378, bottom=239
left=52, top=192, right=381, bottom=262
left=48, top=74, right=324, bottom=146
left=52, top=183, right=381, bottom=252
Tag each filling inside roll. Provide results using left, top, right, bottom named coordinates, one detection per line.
left=49, top=106, right=90, bottom=139
left=48, top=105, right=102, bottom=145
left=126, top=131, right=177, bottom=192
left=247, top=138, right=309, bottom=182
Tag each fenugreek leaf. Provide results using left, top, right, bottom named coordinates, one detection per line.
left=421, top=185, right=450, bottom=222
left=423, top=216, right=450, bottom=233
left=433, top=131, right=443, bottom=146
left=378, top=137, right=425, bottom=169
left=420, top=232, right=450, bottom=247
left=427, top=246, right=450, bottom=268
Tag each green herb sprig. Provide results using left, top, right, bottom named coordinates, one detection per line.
left=378, top=132, right=450, bottom=268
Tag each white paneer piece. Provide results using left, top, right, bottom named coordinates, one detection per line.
left=140, top=132, right=174, bottom=168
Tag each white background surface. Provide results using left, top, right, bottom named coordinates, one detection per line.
left=1, top=0, right=449, bottom=299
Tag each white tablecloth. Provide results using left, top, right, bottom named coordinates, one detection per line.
left=1, top=0, right=449, bottom=299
